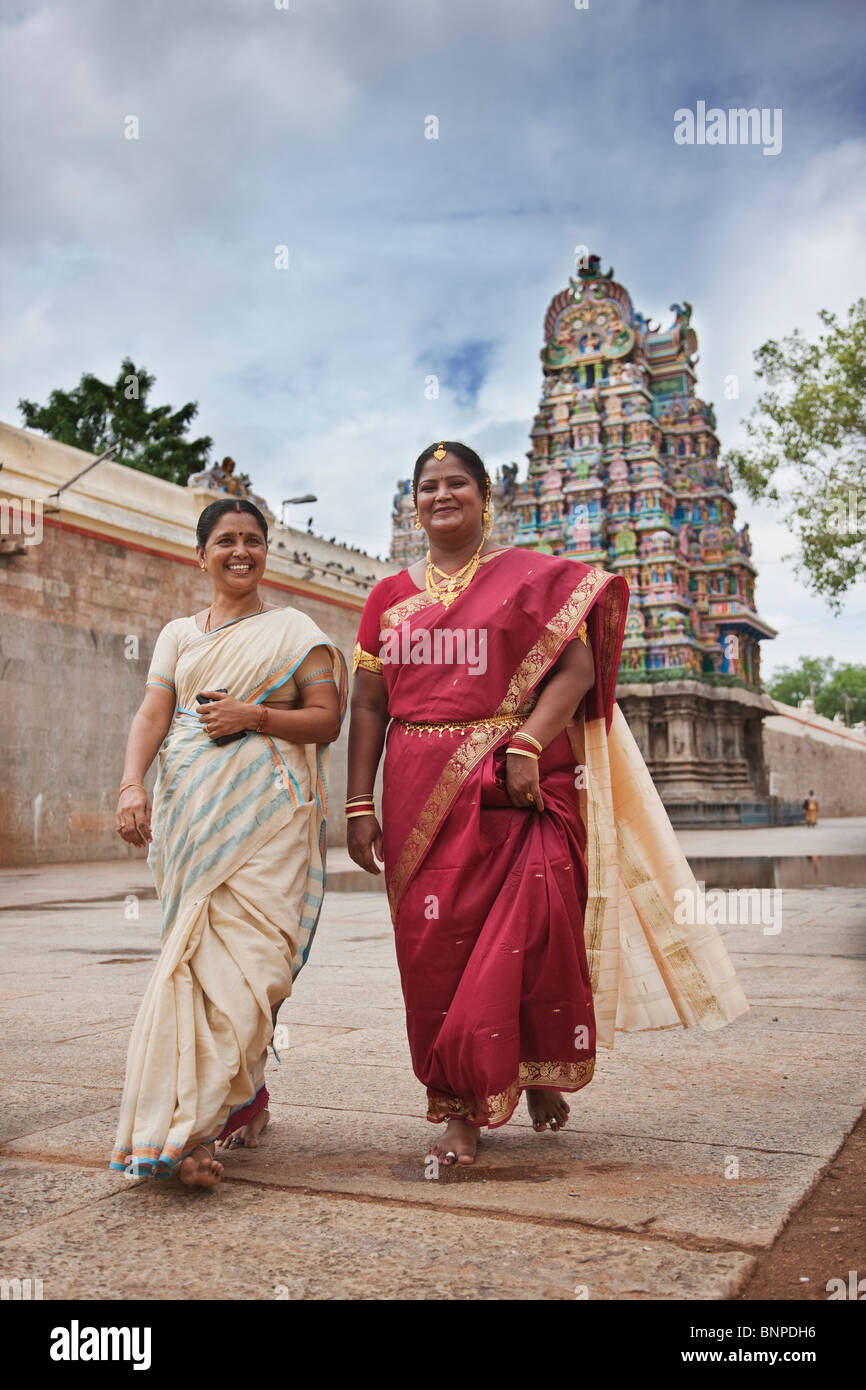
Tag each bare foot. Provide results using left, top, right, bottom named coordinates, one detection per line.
left=178, top=1143, right=224, bottom=1187
left=219, top=1108, right=270, bottom=1150
left=526, top=1089, right=570, bottom=1132
left=427, top=1117, right=479, bottom=1166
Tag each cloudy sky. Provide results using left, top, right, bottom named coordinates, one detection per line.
left=2, top=0, right=864, bottom=677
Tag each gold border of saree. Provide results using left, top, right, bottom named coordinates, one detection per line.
left=427, top=1059, right=596, bottom=1128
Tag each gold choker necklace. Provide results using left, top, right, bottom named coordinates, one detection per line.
left=425, top=539, right=484, bottom=609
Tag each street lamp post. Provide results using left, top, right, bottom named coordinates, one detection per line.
left=281, top=494, right=317, bottom=527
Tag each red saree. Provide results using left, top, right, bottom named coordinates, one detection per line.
left=355, top=548, right=628, bottom=1128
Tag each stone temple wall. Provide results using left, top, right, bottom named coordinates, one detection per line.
left=762, top=704, right=866, bottom=817
left=0, top=422, right=394, bottom=866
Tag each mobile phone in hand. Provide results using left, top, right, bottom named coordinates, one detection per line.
left=196, top=690, right=245, bottom=746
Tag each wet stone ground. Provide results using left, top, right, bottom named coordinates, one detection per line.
left=0, top=843, right=864, bottom=1301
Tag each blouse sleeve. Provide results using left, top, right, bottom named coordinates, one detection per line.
left=352, top=582, right=387, bottom=675
left=146, top=621, right=180, bottom=694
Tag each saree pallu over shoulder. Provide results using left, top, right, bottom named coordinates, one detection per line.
left=382, top=551, right=627, bottom=916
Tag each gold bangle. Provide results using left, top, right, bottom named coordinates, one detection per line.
left=346, top=794, right=375, bottom=803
left=346, top=809, right=377, bottom=819
left=118, top=781, right=146, bottom=795
left=512, top=730, right=543, bottom=753
left=505, top=746, right=539, bottom=760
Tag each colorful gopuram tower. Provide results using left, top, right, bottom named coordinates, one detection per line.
left=390, top=255, right=778, bottom=812
left=512, top=255, right=775, bottom=684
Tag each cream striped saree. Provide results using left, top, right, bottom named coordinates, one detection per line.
left=110, top=605, right=347, bottom=1177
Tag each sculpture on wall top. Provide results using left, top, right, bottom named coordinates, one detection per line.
left=188, top=456, right=268, bottom=512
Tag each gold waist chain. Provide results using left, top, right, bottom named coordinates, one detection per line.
left=395, top=705, right=534, bottom=738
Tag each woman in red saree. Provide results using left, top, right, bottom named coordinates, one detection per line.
left=347, top=443, right=747, bottom=1166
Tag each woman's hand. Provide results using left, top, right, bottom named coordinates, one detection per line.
left=347, top=814, right=384, bottom=875
left=505, top=752, right=544, bottom=812
left=197, top=690, right=256, bottom=740
left=116, top=787, right=152, bottom=845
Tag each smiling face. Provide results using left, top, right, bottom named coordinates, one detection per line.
left=415, top=454, right=486, bottom=544
left=196, top=510, right=268, bottom=597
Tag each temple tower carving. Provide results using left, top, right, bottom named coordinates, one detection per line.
left=391, top=255, right=778, bottom=813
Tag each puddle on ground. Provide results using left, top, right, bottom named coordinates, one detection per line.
left=51, top=947, right=159, bottom=955
left=391, top=1161, right=564, bottom=1184
left=1, top=891, right=159, bottom=913
left=688, top=855, right=866, bottom=890
left=98, top=958, right=155, bottom=966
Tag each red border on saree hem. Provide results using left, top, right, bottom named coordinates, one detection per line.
left=216, top=1085, right=269, bottom=1141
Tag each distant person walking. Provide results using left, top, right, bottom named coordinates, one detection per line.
left=111, top=498, right=346, bottom=1186
left=803, top=790, right=819, bottom=827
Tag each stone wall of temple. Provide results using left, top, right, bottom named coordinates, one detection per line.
left=762, top=702, right=866, bottom=817
left=0, top=422, right=394, bottom=866
left=616, top=679, right=775, bottom=802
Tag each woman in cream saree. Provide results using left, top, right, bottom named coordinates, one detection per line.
left=348, top=442, right=747, bottom=1166
left=111, top=499, right=346, bottom=1185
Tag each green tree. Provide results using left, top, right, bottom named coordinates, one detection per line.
left=727, top=300, right=866, bottom=612
left=18, top=358, right=212, bottom=485
left=767, top=655, right=866, bottom=723
left=821, top=663, right=866, bottom=725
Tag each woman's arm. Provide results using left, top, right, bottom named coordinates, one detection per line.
left=345, top=667, right=389, bottom=874
left=197, top=645, right=342, bottom=745
left=116, top=686, right=176, bottom=846
left=504, top=634, right=595, bottom=813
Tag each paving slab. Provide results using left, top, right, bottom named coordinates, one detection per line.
left=213, top=1102, right=827, bottom=1250
left=0, top=1079, right=121, bottom=1147
left=0, top=1031, right=132, bottom=1088
left=0, top=858, right=863, bottom=1300
left=0, top=1162, right=753, bottom=1300
left=0, top=1157, right=140, bottom=1241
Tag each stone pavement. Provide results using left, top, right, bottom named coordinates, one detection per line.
left=0, top=842, right=864, bottom=1300
left=676, top=816, right=866, bottom=859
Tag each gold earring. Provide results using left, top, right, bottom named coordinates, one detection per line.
left=482, top=489, right=493, bottom=539
left=200, top=562, right=207, bottom=571
left=413, top=505, right=422, bottom=531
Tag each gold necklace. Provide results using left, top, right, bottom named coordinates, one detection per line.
left=205, top=599, right=264, bottom=633
left=425, top=538, right=485, bottom=609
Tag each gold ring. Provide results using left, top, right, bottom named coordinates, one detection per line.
left=526, top=793, right=534, bottom=803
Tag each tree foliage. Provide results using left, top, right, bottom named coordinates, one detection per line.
left=767, top=655, right=866, bottom=724
left=18, top=358, right=212, bottom=486
left=727, top=300, right=866, bottom=612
